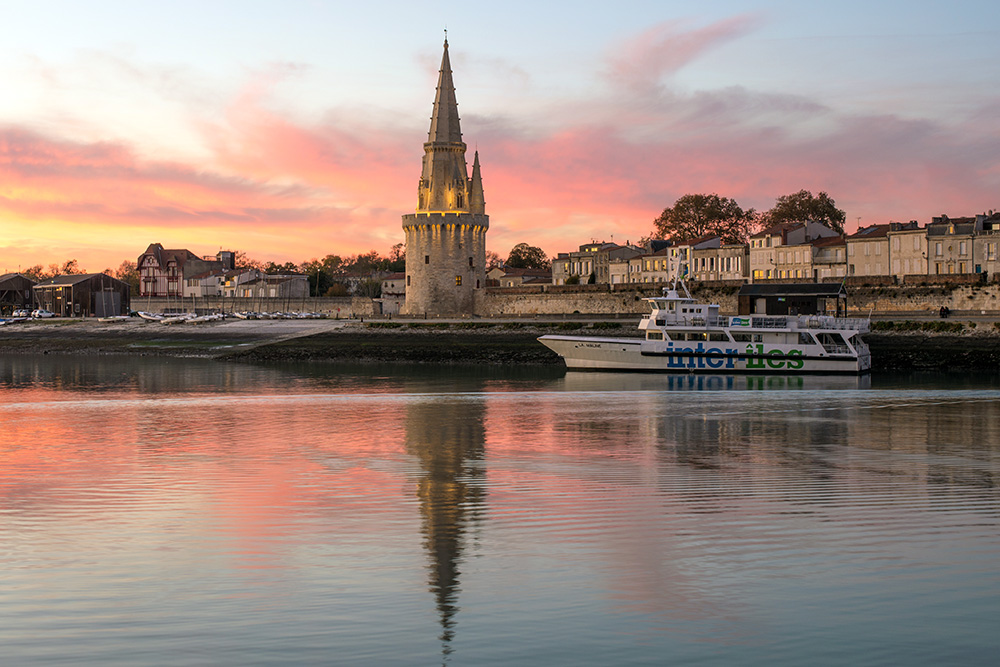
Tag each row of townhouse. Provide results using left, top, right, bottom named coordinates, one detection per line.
left=550, top=212, right=1000, bottom=288
left=845, top=214, right=1000, bottom=281
left=552, top=237, right=749, bottom=286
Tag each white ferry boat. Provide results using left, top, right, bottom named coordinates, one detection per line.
left=538, top=282, right=871, bottom=375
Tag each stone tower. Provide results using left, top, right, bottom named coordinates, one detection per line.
left=402, top=38, right=488, bottom=316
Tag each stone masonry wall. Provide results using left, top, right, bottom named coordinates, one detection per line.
left=138, top=296, right=375, bottom=317
left=474, top=283, right=1000, bottom=318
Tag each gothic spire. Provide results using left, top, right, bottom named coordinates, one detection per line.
left=417, top=38, right=473, bottom=212
left=426, top=38, right=464, bottom=147
left=469, top=151, right=485, bottom=215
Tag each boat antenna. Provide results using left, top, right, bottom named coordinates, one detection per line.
left=669, top=255, right=692, bottom=300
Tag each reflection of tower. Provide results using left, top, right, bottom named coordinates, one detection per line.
left=402, top=38, right=489, bottom=316
left=405, top=396, right=487, bottom=659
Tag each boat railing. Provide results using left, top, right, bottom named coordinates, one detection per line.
left=646, top=312, right=870, bottom=332
left=750, top=316, right=789, bottom=329
left=821, top=343, right=852, bottom=354
left=646, top=315, right=729, bottom=328
left=799, top=316, right=870, bottom=332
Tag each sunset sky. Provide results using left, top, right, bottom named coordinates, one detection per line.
left=1, top=0, right=998, bottom=272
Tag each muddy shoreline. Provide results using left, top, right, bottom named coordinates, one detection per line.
left=3, top=318, right=1000, bottom=372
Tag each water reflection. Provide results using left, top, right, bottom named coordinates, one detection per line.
left=406, top=396, right=486, bottom=660
left=558, top=371, right=872, bottom=393
left=2, top=356, right=1000, bottom=664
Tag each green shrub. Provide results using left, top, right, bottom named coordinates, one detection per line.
left=870, top=319, right=964, bottom=333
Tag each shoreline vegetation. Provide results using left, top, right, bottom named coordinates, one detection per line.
left=3, top=317, right=1000, bottom=371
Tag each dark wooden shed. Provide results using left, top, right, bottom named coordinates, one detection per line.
left=32, top=273, right=131, bottom=317
left=0, top=273, right=37, bottom=315
left=738, top=283, right=848, bottom=317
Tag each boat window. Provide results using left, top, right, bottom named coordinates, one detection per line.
left=731, top=333, right=751, bottom=342
left=686, top=333, right=707, bottom=341
left=798, top=332, right=817, bottom=345
left=709, top=333, right=729, bottom=342
left=646, top=331, right=664, bottom=340
left=818, top=332, right=846, bottom=346
left=752, top=334, right=763, bottom=342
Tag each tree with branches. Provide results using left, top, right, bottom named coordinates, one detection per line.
left=651, top=194, right=759, bottom=244
left=761, top=190, right=846, bottom=233
left=506, top=243, right=550, bottom=270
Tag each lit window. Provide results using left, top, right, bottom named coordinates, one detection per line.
left=455, top=275, right=462, bottom=286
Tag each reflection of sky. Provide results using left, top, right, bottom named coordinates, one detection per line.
left=2, top=358, right=1000, bottom=662
left=2, top=1, right=999, bottom=270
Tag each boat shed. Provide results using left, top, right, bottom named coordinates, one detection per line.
left=738, top=283, right=848, bottom=317
left=0, top=273, right=37, bottom=315
left=32, top=273, right=131, bottom=317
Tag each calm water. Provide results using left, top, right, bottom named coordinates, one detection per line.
left=2, top=356, right=999, bottom=666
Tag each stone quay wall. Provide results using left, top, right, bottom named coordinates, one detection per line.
left=846, top=283, right=1000, bottom=316
left=472, top=282, right=1000, bottom=319
left=135, top=283, right=1000, bottom=320
left=473, top=283, right=742, bottom=318
left=136, top=296, right=376, bottom=318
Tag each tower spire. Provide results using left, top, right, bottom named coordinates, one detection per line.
left=426, top=37, right=463, bottom=146
left=417, top=39, right=471, bottom=213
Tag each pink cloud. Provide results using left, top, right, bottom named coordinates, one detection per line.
left=3, top=22, right=999, bottom=271
left=605, top=16, right=762, bottom=95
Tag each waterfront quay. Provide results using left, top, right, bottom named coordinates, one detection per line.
left=3, top=314, right=1000, bottom=372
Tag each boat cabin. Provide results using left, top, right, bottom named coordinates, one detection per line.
left=737, top=283, right=848, bottom=317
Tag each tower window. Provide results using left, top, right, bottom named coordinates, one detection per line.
left=455, top=275, right=462, bottom=286
left=424, top=255, right=429, bottom=264
left=406, top=275, right=410, bottom=286
left=468, top=257, right=473, bottom=267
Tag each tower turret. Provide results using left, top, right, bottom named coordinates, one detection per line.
left=469, top=151, right=485, bottom=215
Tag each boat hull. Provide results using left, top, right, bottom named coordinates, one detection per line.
left=538, top=335, right=871, bottom=375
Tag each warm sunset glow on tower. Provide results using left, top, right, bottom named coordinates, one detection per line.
left=402, top=38, right=488, bottom=317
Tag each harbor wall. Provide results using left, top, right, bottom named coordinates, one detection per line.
left=472, top=285, right=741, bottom=318
left=133, top=283, right=1000, bottom=319
left=471, top=284, right=1000, bottom=319
left=136, top=296, right=376, bottom=317
left=846, top=284, right=1000, bottom=316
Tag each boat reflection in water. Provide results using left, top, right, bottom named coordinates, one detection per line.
left=556, top=371, right=872, bottom=393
